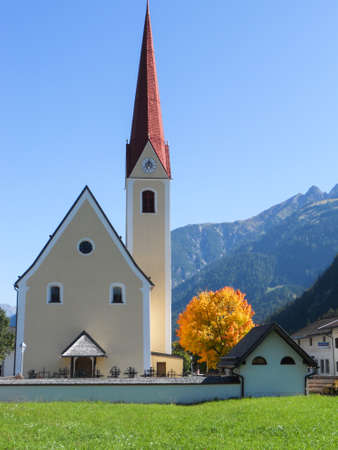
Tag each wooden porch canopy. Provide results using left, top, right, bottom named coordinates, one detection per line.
left=61, top=331, right=106, bottom=358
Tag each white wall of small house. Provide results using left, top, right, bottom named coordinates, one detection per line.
left=297, top=329, right=338, bottom=376
left=238, top=331, right=309, bottom=397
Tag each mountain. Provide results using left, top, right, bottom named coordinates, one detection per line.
left=171, top=185, right=338, bottom=336
left=172, top=184, right=338, bottom=288
left=269, top=255, right=338, bottom=333
left=172, top=252, right=305, bottom=333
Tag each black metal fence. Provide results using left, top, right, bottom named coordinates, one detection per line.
left=27, top=366, right=182, bottom=379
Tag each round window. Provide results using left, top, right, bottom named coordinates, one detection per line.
left=78, top=240, right=94, bottom=255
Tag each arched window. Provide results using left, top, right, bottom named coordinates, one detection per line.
left=142, top=190, right=155, bottom=213
left=281, top=356, right=296, bottom=365
left=112, top=287, right=122, bottom=303
left=110, top=284, right=126, bottom=304
left=47, top=283, right=63, bottom=304
left=252, top=356, right=267, bottom=365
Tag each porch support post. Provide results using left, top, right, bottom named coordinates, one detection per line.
left=93, top=357, right=97, bottom=377
left=70, top=357, right=74, bottom=378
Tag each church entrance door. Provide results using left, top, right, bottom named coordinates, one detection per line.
left=75, top=357, right=93, bottom=377
left=157, top=362, right=166, bottom=377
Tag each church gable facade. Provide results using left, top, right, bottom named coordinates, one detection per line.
left=129, top=141, right=169, bottom=180
left=15, top=187, right=152, bottom=377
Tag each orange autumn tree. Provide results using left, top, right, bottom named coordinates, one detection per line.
left=177, top=287, right=255, bottom=369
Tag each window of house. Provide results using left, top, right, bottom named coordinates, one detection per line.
left=281, top=356, right=296, bottom=365
left=141, top=190, right=155, bottom=213
left=309, top=337, right=312, bottom=346
left=297, top=339, right=301, bottom=346
left=336, top=361, right=338, bottom=373
left=335, top=338, right=338, bottom=349
left=325, top=359, right=330, bottom=374
left=47, top=284, right=63, bottom=304
left=252, top=356, right=267, bottom=365
left=110, top=284, right=125, bottom=304
left=320, top=359, right=330, bottom=374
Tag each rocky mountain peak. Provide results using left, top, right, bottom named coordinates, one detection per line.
left=329, top=184, right=338, bottom=199
left=303, top=185, right=324, bottom=202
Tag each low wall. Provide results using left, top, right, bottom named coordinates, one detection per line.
left=0, top=377, right=240, bottom=404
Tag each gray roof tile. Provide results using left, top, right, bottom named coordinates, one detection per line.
left=62, top=331, right=106, bottom=357
left=219, top=323, right=316, bottom=368
left=292, top=316, right=338, bottom=338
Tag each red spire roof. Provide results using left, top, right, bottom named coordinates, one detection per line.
left=126, top=1, right=171, bottom=178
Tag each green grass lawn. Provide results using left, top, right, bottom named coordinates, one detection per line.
left=0, top=396, right=337, bottom=449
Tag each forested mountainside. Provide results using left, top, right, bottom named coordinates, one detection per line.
left=172, top=252, right=304, bottom=335
left=172, top=185, right=338, bottom=287
left=171, top=185, right=338, bottom=338
left=269, top=255, right=338, bottom=334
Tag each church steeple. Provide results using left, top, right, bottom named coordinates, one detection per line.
left=126, top=1, right=171, bottom=178
left=126, top=1, right=172, bottom=355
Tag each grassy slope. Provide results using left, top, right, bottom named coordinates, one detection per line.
left=0, top=396, right=337, bottom=449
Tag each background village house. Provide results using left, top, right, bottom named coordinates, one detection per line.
left=292, top=316, right=338, bottom=377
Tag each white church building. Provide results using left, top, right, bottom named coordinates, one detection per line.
left=13, top=3, right=183, bottom=379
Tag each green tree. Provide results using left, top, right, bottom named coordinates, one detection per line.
left=0, top=308, right=15, bottom=363
left=172, top=342, right=192, bottom=375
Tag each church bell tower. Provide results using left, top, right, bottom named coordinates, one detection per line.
left=125, top=2, right=171, bottom=354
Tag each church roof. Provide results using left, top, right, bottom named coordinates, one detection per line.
left=126, top=1, right=171, bottom=178
left=14, top=186, right=154, bottom=288
left=62, top=331, right=106, bottom=357
left=218, top=323, right=317, bottom=369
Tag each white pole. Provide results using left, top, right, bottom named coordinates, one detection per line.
left=20, top=342, right=27, bottom=377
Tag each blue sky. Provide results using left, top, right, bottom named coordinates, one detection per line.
left=1, top=1, right=338, bottom=306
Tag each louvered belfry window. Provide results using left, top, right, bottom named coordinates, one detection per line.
left=142, top=190, right=155, bottom=213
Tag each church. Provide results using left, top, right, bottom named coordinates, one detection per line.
left=14, top=3, right=183, bottom=378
